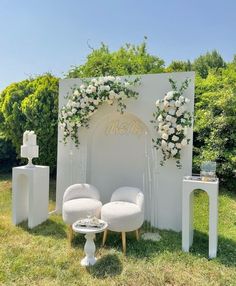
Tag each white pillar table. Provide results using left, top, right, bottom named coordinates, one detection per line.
left=182, top=177, right=219, bottom=258
left=72, top=219, right=108, bottom=266
left=12, top=165, right=49, bottom=229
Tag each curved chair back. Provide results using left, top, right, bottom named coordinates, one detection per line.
left=111, top=187, right=144, bottom=212
left=63, top=184, right=100, bottom=203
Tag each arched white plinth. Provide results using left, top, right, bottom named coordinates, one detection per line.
left=182, top=177, right=219, bottom=258
left=12, top=165, right=49, bottom=229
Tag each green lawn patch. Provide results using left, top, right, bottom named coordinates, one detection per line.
left=0, top=174, right=235, bottom=285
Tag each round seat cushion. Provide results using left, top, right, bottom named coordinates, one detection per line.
left=63, top=198, right=102, bottom=225
left=101, top=201, right=144, bottom=232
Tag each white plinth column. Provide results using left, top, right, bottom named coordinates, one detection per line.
left=12, top=165, right=49, bottom=229
left=182, top=178, right=219, bottom=258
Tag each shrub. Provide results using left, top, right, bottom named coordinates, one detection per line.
left=0, top=74, right=59, bottom=174
left=194, top=63, right=236, bottom=189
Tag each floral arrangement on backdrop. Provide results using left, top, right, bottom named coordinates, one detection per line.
left=59, top=76, right=140, bottom=146
left=151, top=78, right=192, bottom=168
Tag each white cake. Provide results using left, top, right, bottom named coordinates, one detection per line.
left=21, top=130, right=39, bottom=159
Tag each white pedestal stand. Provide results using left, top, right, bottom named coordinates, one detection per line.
left=182, top=177, right=219, bottom=258
left=72, top=220, right=108, bottom=266
left=12, top=165, right=49, bottom=229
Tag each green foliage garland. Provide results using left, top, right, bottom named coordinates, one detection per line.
left=59, top=76, right=140, bottom=146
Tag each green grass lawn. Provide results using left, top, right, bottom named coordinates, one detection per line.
left=0, top=174, right=236, bottom=286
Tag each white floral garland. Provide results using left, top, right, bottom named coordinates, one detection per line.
left=59, top=76, right=140, bottom=146
left=151, top=78, right=192, bottom=168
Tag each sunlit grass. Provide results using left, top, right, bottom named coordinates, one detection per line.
left=0, top=174, right=235, bottom=285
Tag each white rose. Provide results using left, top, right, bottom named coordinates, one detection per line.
left=168, top=128, right=175, bottom=135
left=91, top=86, right=96, bottom=93
left=155, top=99, right=160, bottom=107
left=158, top=115, right=163, bottom=122
left=176, top=125, right=183, bottom=131
left=164, top=101, right=169, bottom=108
left=171, top=148, right=178, bottom=156
left=175, top=101, right=181, bottom=107
left=171, top=117, right=177, bottom=124
left=99, top=85, right=106, bottom=92
left=181, top=138, right=188, bottom=146
left=105, top=85, right=110, bottom=91
left=72, top=108, right=77, bottom=114
left=73, top=90, right=80, bottom=96
left=176, top=110, right=182, bottom=117
left=166, top=115, right=172, bottom=122
left=181, top=118, right=186, bottom=124
left=80, top=103, right=86, bottom=109
left=118, top=91, right=126, bottom=99
left=89, top=106, right=95, bottom=111
left=176, top=143, right=182, bottom=149
left=179, top=106, right=186, bottom=113
left=161, top=140, right=167, bottom=149
left=162, top=133, right=169, bottom=140
left=168, top=109, right=175, bottom=116
left=124, top=81, right=130, bottom=87
left=163, top=125, right=170, bottom=133
left=165, top=91, right=174, bottom=100
left=172, top=135, right=179, bottom=142
left=108, top=76, right=115, bottom=81
left=94, top=99, right=99, bottom=105
left=98, top=78, right=104, bottom=85
left=67, top=111, right=73, bottom=117
left=179, top=96, right=185, bottom=103
left=185, top=98, right=190, bottom=103
left=168, top=142, right=175, bottom=149
left=169, top=100, right=176, bottom=107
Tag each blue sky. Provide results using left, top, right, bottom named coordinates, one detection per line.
left=0, top=0, right=235, bottom=91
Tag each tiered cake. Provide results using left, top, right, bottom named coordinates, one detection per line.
left=21, top=131, right=39, bottom=166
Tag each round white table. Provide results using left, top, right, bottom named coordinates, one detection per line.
left=72, top=219, right=108, bottom=266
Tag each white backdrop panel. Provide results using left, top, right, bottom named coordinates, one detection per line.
left=56, top=72, right=195, bottom=231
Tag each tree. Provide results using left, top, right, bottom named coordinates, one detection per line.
left=193, top=50, right=226, bottom=78
left=193, top=62, right=236, bottom=189
left=166, top=60, right=192, bottom=72
left=66, top=41, right=165, bottom=78
left=0, top=74, right=59, bottom=174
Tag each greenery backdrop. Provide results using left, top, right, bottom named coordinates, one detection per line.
left=0, top=41, right=235, bottom=189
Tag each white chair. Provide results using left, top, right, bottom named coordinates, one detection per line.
left=101, top=187, right=144, bottom=254
left=62, top=184, right=102, bottom=243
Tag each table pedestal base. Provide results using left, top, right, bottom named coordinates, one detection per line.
left=81, top=256, right=97, bottom=266
left=81, top=233, right=96, bottom=266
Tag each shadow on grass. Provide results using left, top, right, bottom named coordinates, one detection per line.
left=122, top=228, right=236, bottom=268
left=190, top=230, right=236, bottom=267
left=18, top=218, right=66, bottom=239
left=87, top=254, right=122, bottom=278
